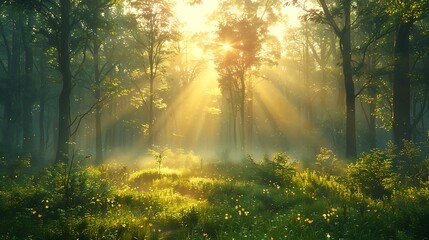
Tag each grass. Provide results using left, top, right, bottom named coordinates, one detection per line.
left=0, top=149, right=429, bottom=239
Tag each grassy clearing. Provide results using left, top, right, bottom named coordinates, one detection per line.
left=1, top=147, right=429, bottom=239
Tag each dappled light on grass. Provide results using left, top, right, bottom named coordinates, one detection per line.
left=2, top=147, right=429, bottom=239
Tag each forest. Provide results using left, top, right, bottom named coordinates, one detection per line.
left=1, top=0, right=429, bottom=239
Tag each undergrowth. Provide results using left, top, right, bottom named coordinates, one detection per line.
left=0, top=145, right=428, bottom=239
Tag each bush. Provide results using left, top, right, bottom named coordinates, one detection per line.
left=315, top=148, right=343, bottom=176
left=396, top=140, right=429, bottom=184
left=239, top=153, right=295, bottom=186
left=347, top=149, right=398, bottom=199
left=272, top=152, right=296, bottom=184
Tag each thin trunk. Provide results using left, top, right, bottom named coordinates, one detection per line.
left=246, top=84, right=253, bottom=150
left=56, top=0, right=72, bottom=162
left=240, top=75, right=245, bottom=152
left=4, top=12, right=21, bottom=151
left=368, top=86, right=377, bottom=149
left=342, top=0, right=356, bottom=159
left=229, top=86, right=237, bottom=150
left=94, top=37, right=103, bottom=164
left=21, top=14, right=35, bottom=152
left=304, top=28, right=312, bottom=125
left=392, top=22, right=412, bottom=150
left=319, top=0, right=355, bottom=157
left=149, top=78, right=154, bottom=146
left=39, top=50, right=47, bottom=157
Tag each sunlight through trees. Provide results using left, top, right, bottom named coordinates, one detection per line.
left=1, top=0, right=429, bottom=238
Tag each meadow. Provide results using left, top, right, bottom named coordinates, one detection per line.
left=1, top=144, right=429, bottom=240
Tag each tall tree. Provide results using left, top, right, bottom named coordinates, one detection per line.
left=382, top=0, right=429, bottom=149
left=83, top=0, right=117, bottom=163
left=304, top=0, right=356, bottom=158
left=213, top=0, right=280, bottom=152
left=129, top=0, right=179, bottom=146
left=55, top=0, right=73, bottom=162
left=215, top=17, right=265, bottom=151
left=0, top=8, right=21, bottom=152
left=21, top=13, right=35, bottom=152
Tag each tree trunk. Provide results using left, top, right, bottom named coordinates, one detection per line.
left=342, top=0, right=356, bottom=159
left=3, top=12, right=21, bottom=152
left=392, top=22, right=412, bottom=150
left=39, top=49, right=47, bottom=158
left=304, top=28, right=312, bottom=125
left=148, top=77, right=154, bottom=146
left=93, top=37, right=103, bottom=164
left=246, top=83, right=253, bottom=151
left=21, top=14, right=35, bottom=152
left=239, top=75, right=246, bottom=152
left=56, top=0, right=72, bottom=162
left=228, top=86, right=237, bottom=150
left=318, top=0, right=356, bottom=158
left=368, top=86, right=377, bottom=149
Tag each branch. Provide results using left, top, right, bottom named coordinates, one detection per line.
left=259, top=0, right=271, bottom=20
left=353, top=24, right=396, bottom=74
left=130, top=79, right=149, bottom=110
left=411, top=86, right=429, bottom=131
left=99, top=62, right=115, bottom=82
left=359, top=99, right=371, bottom=128
left=72, top=42, right=88, bottom=80
left=355, top=78, right=372, bottom=98
left=69, top=94, right=109, bottom=137
left=318, top=0, right=341, bottom=36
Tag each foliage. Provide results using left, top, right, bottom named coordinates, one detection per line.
left=347, top=149, right=398, bottom=199
left=148, top=145, right=170, bottom=174
left=1, top=148, right=429, bottom=239
left=239, top=153, right=295, bottom=186
left=315, top=147, right=343, bottom=176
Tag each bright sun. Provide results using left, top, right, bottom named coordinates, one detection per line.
left=221, top=42, right=232, bottom=52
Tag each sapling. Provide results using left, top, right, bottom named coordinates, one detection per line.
left=148, top=145, right=169, bottom=174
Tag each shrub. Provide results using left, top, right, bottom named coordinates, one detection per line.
left=347, top=149, right=398, bottom=199
left=239, top=153, right=295, bottom=186
left=272, top=152, right=296, bottom=184
left=397, top=140, right=429, bottom=184
left=315, top=148, right=343, bottom=176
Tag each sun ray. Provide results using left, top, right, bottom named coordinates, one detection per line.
left=253, top=79, right=329, bottom=157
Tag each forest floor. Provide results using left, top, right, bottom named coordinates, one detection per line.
left=1, top=149, right=429, bottom=239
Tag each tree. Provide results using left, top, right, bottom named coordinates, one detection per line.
left=215, top=17, right=265, bottom=151
left=213, top=0, right=279, bottom=152
left=82, top=0, right=117, bottom=164
left=303, top=0, right=356, bottom=158
left=54, top=0, right=73, bottom=162
left=0, top=7, right=22, bottom=152
left=129, top=0, right=179, bottom=146
left=379, top=0, right=429, bottom=150
left=21, top=13, right=35, bottom=152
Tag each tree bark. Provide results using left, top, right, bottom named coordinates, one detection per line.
left=93, top=36, right=103, bottom=164
left=246, top=83, right=253, bottom=150
left=239, top=75, right=246, bottom=152
left=39, top=47, right=47, bottom=158
left=56, top=0, right=72, bottom=162
left=319, top=0, right=356, bottom=158
left=341, top=0, right=356, bottom=159
left=21, top=14, right=35, bottom=152
left=3, top=12, right=21, bottom=151
left=392, top=22, right=412, bottom=150
left=368, top=86, right=377, bottom=149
